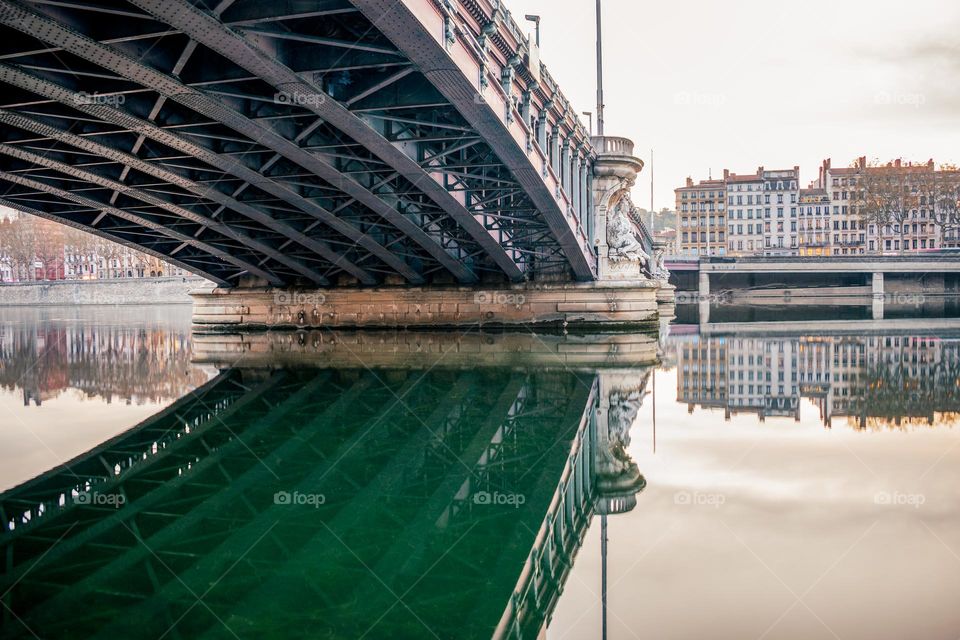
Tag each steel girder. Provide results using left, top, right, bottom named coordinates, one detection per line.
left=0, top=65, right=424, bottom=284
left=349, top=0, right=598, bottom=280
left=0, top=0, right=593, bottom=287
left=131, top=0, right=525, bottom=281
left=0, top=109, right=374, bottom=283
left=0, top=141, right=336, bottom=284
left=0, top=167, right=289, bottom=284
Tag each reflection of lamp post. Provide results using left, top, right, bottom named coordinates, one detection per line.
left=524, top=14, right=541, bottom=46
left=595, top=0, right=604, bottom=137
left=601, top=513, right=608, bottom=640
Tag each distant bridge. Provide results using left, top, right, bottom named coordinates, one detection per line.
left=671, top=254, right=960, bottom=299
left=0, top=0, right=626, bottom=288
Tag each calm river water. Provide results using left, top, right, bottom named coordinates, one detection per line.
left=1, top=305, right=959, bottom=639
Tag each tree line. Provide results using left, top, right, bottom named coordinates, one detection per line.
left=0, top=213, right=170, bottom=281
left=852, top=159, right=960, bottom=252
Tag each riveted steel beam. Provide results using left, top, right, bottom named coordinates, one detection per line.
left=0, top=0, right=473, bottom=281
left=0, top=109, right=375, bottom=284
left=0, top=142, right=331, bottom=286
left=0, top=64, right=424, bottom=284
left=349, top=0, right=597, bottom=280
left=130, top=0, right=524, bottom=281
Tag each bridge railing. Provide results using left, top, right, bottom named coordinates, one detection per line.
left=492, top=377, right=598, bottom=639
left=476, top=50, right=595, bottom=266
left=439, top=0, right=597, bottom=272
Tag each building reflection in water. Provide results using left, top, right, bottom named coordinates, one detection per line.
left=0, top=307, right=207, bottom=406
left=0, top=338, right=655, bottom=640
left=673, top=330, right=960, bottom=428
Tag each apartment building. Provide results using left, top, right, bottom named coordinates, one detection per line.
left=818, top=158, right=868, bottom=255
left=758, top=167, right=799, bottom=255
left=724, top=171, right=765, bottom=256
left=797, top=188, right=832, bottom=256
left=676, top=177, right=726, bottom=256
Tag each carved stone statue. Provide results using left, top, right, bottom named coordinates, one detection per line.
left=604, top=388, right=643, bottom=471
left=606, top=195, right=650, bottom=269
left=595, top=372, right=650, bottom=492
left=652, top=247, right=670, bottom=283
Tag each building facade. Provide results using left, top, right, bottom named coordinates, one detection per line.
left=725, top=171, right=765, bottom=256
left=759, top=167, right=800, bottom=255
left=676, top=178, right=726, bottom=256
left=679, top=156, right=960, bottom=257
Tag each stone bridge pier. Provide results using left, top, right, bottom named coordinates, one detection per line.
left=192, top=135, right=674, bottom=332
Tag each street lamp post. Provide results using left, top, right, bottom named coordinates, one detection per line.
left=524, top=14, right=541, bottom=47
left=595, top=0, right=605, bottom=137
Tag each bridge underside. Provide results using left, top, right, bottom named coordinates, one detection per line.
left=0, top=0, right=593, bottom=288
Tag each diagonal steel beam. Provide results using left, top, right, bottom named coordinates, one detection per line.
left=0, top=65, right=424, bottom=285
left=349, top=0, right=597, bottom=280
left=0, top=0, right=475, bottom=282
left=132, top=0, right=525, bottom=281
left=0, top=197, right=232, bottom=285
left=0, top=143, right=331, bottom=286
left=0, top=171, right=283, bottom=285
left=237, top=26, right=403, bottom=55
left=0, top=109, right=375, bottom=284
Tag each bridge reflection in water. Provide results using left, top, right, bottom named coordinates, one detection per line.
left=0, top=338, right=655, bottom=639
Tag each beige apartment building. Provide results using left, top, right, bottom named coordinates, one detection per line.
left=675, top=177, right=726, bottom=256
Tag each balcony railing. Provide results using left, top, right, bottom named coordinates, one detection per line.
left=591, top=136, right=635, bottom=157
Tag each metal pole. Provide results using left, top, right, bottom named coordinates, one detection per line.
left=650, top=148, right=655, bottom=233
left=595, top=0, right=604, bottom=137
left=653, top=368, right=656, bottom=454
left=601, top=512, right=608, bottom=639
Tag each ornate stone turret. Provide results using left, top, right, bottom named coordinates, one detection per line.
left=591, top=136, right=648, bottom=282
left=591, top=136, right=674, bottom=308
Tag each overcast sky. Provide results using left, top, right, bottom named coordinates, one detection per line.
left=507, top=0, right=960, bottom=210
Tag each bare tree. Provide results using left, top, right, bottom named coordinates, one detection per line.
left=33, top=218, right=65, bottom=280
left=0, top=213, right=182, bottom=281
left=0, top=215, right=38, bottom=280
left=852, top=160, right=927, bottom=254
left=919, top=164, right=960, bottom=246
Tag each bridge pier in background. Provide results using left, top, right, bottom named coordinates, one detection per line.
left=699, top=271, right=710, bottom=298
left=872, top=272, right=884, bottom=298
left=872, top=272, right=885, bottom=320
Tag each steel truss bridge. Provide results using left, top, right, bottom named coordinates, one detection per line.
left=0, top=0, right=602, bottom=288
left=0, top=363, right=647, bottom=639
